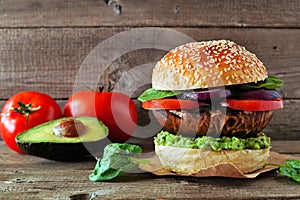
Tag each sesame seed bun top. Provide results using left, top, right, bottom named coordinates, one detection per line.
left=152, top=40, right=267, bottom=90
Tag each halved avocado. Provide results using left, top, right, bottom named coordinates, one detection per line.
left=16, top=116, right=109, bottom=161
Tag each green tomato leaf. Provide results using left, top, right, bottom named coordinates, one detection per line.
left=239, top=76, right=284, bottom=90
left=89, top=143, right=148, bottom=182
left=138, top=88, right=182, bottom=102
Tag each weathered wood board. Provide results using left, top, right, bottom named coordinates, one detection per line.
left=0, top=0, right=299, bottom=28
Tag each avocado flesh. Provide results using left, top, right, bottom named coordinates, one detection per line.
left=16, top=116, right=109, bottom=161
left=17, top=116, right=108, bottom=143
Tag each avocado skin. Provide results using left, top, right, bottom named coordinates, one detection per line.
left=17, top=138, right=110, bottom=161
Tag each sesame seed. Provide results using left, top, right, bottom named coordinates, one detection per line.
left=196, top=64, right=203, bottom=68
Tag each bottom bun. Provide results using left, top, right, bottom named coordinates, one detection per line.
left=155, top=145, right=270, bottom=174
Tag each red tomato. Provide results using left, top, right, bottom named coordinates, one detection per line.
left=226, top=98, right=284, bottom=111
left=63, top=91, right=97, bottom=118
left=63, top=90, right=138, bottom=143
left=142, top=99, right=208, bottom=110
left=0, top=91, right=62, bottom=153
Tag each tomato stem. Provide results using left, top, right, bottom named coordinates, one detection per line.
left=86, top=82, right=114, bottom=93
left=99, top=81, right=114, bottom=92
left=11, top=101, right=41, bottom=125
left=99, top=85, right=105, bottom=92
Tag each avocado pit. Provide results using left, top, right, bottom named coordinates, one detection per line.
left=53, top=118, right=87, bottom=138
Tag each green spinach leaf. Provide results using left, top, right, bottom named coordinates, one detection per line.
left=266, top=159, right=300, bottom=183
left=138, top=88, right=182, bottom=102
left=239, top=76, right=284, bottom=90
left=89, top=143, right=149, bottom=182
left=285, top=159, right=300, bottom=169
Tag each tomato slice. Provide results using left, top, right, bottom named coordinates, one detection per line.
left=142, top=99, right=208, bottom=110
left=226, top=98, right=283, bottom=111
left=142, top=98, right=283, bottom=111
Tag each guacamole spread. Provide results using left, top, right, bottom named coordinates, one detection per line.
left=154, top=131, right=270, bottom=151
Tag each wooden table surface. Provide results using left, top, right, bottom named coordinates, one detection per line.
left=0, top=140, right=299, bottom=200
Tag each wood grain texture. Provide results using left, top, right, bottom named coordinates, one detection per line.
left=0, top=141, right=299, bottom=200
left=0, top=0, right=299, bottom=28
left=0, top=28, right=299, bottom=99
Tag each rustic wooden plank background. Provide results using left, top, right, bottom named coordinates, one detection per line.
left=0, top=0, right=299, bottom=140
left=0, top=0, right=299, bottom=27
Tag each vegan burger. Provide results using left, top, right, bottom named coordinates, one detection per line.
left=138, top=40, right=283, bottom=174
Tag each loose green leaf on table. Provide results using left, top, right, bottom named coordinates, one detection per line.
left=277, top=160, right=300, bottom=183
left=266, top=159, right=300, bottom=183
left=89, top=143, right=149, bottom=181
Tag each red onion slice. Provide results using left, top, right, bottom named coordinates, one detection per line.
left=233, top=89, right=281, bottom=100
left=180, top=89, right=231, bottom=101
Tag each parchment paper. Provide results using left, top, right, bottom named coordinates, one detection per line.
left=139, top=151, right=300, bottom=178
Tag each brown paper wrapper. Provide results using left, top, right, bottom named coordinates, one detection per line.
left=139, top=151, right=300, bottom=178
